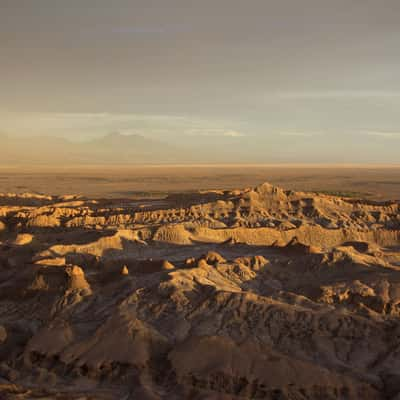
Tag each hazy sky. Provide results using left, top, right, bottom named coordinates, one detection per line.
left=1, top=0, right=400, bottom=161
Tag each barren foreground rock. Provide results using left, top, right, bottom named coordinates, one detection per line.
left=1, top=183, right=400, bottom=399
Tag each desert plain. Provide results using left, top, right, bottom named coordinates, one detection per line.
left=0, top=165, right=400, bottom=399
left=1, top=164, right=400, bottom=200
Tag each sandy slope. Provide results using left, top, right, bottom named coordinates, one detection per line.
left=0, top=183, right=400, bottom=399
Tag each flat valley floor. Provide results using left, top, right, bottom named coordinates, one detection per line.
left=1, top=164, right=400, bottom=200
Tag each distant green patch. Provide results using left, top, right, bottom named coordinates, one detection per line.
left=115, top=189, right=201, bottom=199
left=116, top=190, right=170, bottom=199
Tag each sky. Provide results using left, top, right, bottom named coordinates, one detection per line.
left=1, top=0, right=400, bottom=162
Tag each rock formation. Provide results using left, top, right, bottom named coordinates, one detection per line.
left=0, top=183, right=399, bottom=399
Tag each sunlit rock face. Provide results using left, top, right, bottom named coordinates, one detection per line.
left=0, top=183, right=400, bottom=399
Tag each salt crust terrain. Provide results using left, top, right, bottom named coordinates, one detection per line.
left=0, top=182, right=400, bottom=399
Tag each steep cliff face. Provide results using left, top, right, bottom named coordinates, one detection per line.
left=0, top=183, right=399, bottom=399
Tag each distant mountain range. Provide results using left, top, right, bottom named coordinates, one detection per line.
left=0, top=132, right=274, bottom=165
left=2, top=131, right=396, bottom=165
left=0, top=133, right=191, bottom=165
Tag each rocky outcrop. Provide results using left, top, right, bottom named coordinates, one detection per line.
left=0, top=183, right=399, bottom=399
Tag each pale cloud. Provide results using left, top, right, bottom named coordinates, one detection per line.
left=0, top=111, right=180, bottom=140
left=279, top=131, right=323, bottom=137
left=184, top=128, right=245, bottom=137
left=364, top=130, right=400, bottom=139
left=222, top=130, right=245, bottom=137
left=0, top=111, right=243, bottom=141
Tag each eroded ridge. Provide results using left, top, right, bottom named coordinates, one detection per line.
left=0, top=183, right=400, bottom=399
